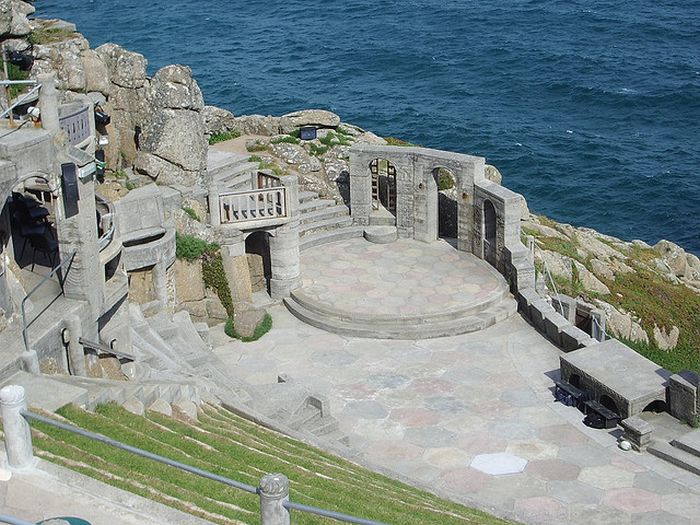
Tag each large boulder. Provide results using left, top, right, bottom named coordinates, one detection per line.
left=134, top=152, right=197, bottom=187
left=201, top=105, right=236, bottom=135
left=269, top=142, right=321, bottom=174
left=0, top=0, right=33, bottom=37
left=654, top=239, right=692, bottom=279
left=279, top=109, right=340, bottom=133
left=81, top=49, right=111, bottom=95
left=484, top=164, right=502, bottom=185
left=96, top=43, right=147, bottom=89
left=148, top=65, right=204, bottom=111
left=233, top=114, right=280, bottom=136
left=653, top=324, right=680, bottom=351
left=138, top=108, right=207, bottom=173
left=31, top=35, right=90, bottom=92
left=594, top=300, right=649, bottom=344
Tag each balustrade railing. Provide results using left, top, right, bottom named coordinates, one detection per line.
left=219, top=186, right=287, bottom=224
left=58, top=104, right=90, bottom=146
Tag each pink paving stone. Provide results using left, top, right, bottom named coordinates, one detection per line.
left=335, top=383, right=377, bottom=400
left=602, top=487, right=661, bottom=514
left=411, top=378, right=455, bottom=395
left=439, top=467, right=491, bottom=494
left=457, top=433, right=508, bottom=454
left=514, top=497, right=568, bottom=523
left=610, top=454, right=647, bottom=473
left=365, top=440, right=424, bottom=462
left=390, top=407, right=442, bottom=427
left=538, top=424, right=590, bottom=446
left=526, top=459, right=581, bottom=481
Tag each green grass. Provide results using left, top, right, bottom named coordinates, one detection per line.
left=318, top=131, right=352, bottom=148
left=270, top=135, right=300, bottom=145
left=208, top=130, right=241, bottom=145
left=0, top=60, right=29, bottom=99
left=385, top=137, right=418, bottom=147
left=30, top=403, right=514, bottom=525
left=182, top=206, right=200, bottom=222
left=246, top=141, right=268, bottom=152
left=308, top=143, right=330, bottom=157
left=225, top=313, right=272, bottom=342
left=27, top=28, right=75, bottom=45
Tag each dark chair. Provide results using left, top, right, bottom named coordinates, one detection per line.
left=28, top=233, right=58, bottom=271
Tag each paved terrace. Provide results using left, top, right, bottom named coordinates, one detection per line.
left=212, top=238, right=700, bottom=525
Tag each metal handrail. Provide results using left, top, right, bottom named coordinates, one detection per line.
left=78, top=337, right=134, bottom=361
left=0, top=515, right=36, bottom=525
left=541, top=257, right=565, bottom=314
left=20, top=409, right=389, bottom=525
left=0, top=84, right=40, bottom=120
left=21, top=250, right=77, bottom=356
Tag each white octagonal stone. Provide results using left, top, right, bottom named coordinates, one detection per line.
left=470, top=452, right=528, bottom=475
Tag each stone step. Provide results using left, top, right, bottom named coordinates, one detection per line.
left=289, top=283, right=509, bottom=327
left=363, top=225, right=397, bottom=244
left=299, top=190, right=319, bottom=203
left=369, top=215, right=396, bottom=226
left=207, top=150, right=250, bottom=178
left=299, top=215, right=353, bottom=237
left=214, top=162, right=258, bottom=189
left=299, top=204, right=349, bottom=225
left=649, top=441, right=700, bottom=477
left=299, top=226, right=365, bottom=251
left=299, top=198, right=336, bottom=214
left=283, top=294, right=517, bottom=340
left=671, top=429, right=700, bottom=459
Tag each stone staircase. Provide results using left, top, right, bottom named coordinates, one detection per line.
left=298, top=190, right=364, bottom=250
left=208, top=150, right=257, bottom=192
left=649, top=428, right=700, bottom=476
left=284, top=285, right=517, bottom=339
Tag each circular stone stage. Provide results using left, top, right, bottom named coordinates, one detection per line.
left=283, top=238, right=517, bottom=339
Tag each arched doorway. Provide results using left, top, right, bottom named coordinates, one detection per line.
left=599, top=394, right=619, bottom=415
left=483, top=199, right=497, bottom=266
left=643, top=400, right=667, bottom=413
left=370, top=159, right=397, bottom=216
left=245, top=231, right=271, bottom=295
left=432, top=167, right=457, bottom=239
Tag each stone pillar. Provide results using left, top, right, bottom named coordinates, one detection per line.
left=0, top=385, right=34, bottom=470
left=349, top=152, right=371, bottom=226
left=66, top=315, right=87, bottom=376
left=152, top=259, right=168, bottom=308
left=269, top=220, right=300, bottom=299
left=220, top=227, right=253, bottom=304
left=20, top=350, right=39, bottom=375
left=259, top=473, right=290, bottom=525
left=278, top=175, right=299, bottom=219
left=208, top=186, right=221, bottom=227
left=37, top=73, right=60, bottom=132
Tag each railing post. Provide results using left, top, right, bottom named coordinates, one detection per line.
left=0, top=386, right=34, bottom=470
left=259, top=473, right=290, bottom=525
left=209, top=187, right=221, bottom=227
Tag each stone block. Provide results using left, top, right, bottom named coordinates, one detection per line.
left=668, top=372, right=698, bottom=425
left=621, top=416, right=654, bottom=451
left=174, top=259, right=205, bottom=303
left=148, top=397, right=172, bottom=417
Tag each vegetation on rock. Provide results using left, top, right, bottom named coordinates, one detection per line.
left=224, top=313, right=272, bottom=342
left=208, top=129, right=241, bottom=145
left=27, top=27, right=75, bottom=45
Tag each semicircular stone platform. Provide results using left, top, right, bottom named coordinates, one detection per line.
left=284, top=237, right=517, bottom=339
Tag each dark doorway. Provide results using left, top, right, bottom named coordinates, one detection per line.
left=245, top=231, right=271, bottom=294
left=483, top=199, right=497, bottom=266
left=569, top=374, right=581, bottom=389
left=432, top=167, right=457, bottom=239
left=369, top=159, right=397, bottom=216
left=599, top=395, right=619, bottom=415
left=643, top=400, right=667, bottom=413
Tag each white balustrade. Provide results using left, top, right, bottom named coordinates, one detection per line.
left=219, top=186, right=287, bottom=224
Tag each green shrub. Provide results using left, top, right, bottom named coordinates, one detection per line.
left=436, top=168, right=455, bottom=190
left=182, top=206, right=200, bottom=222
left=308, top=143, right=330, bottom=157
left=270, top=135, right=300, bottom=145
left=175, top=233, right=218, bottom=262
left=0, top=60, right=29, bottom=99
left=224, top=313, right=272, bottom=342
left=202, top=251, right=234, bottom=317
left=208, top=129, right=241, bottom=145
left=319, top=131, right=352, bottom=147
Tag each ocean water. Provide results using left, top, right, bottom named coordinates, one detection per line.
left=40, top=0, right=700, bottom=254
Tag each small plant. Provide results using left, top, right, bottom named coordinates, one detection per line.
left=175, top=232, right=218, bottom=262
left=385, top=136, right=418, bottom=147
left=27, top=28, right=75, bottom=45
left=182, top=206, right=200, bottom=222
left=224, top=313, right=272, bottom=342
left=202, top=251, right=234, bottom=317
left=309, top=143, right=330, bottom=157
left=125, top=181, right=136, bottom=191
left=436, top=168, right=455, bottom=190
left=246, top=141, right=268, bottom=152
left=319, top=131, right=352, bottom=148
left=270, top=135, right=300, bottom=145
left=208, top=129, right=241, bottom=145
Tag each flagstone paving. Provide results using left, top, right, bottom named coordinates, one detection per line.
left=211, top=240, right=700, bottom=525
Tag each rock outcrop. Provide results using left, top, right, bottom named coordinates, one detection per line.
left=0, top=0, right=33, bottom=37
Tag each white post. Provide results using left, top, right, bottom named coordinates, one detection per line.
left=259, top=473, right=290, bottom=525
left=0, top=385, right=34, bottom=470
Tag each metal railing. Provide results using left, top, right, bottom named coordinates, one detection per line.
left=95, top=193, right=116, bottom=252
left=219, top=186, right=287, bottom=224
left=0, top=515, right=36, bottom=525
left=21, top=250, right=76, bottom=356
left=58, top=104, right=90, bottom=146
left=0, top=80, right=40, bottom=121
left=10, top=404, right=387, bottom=525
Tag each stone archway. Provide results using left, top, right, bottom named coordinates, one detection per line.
left=643, top=400, right=667, bottom=413
left=431, top=167, right=457, bottom=239
left=369, top=158, right=397, bottom=217
left=599, top=394, right=619, bottom=415
left=483, top=199, right=497, bottom=265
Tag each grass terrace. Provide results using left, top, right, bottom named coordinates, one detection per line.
left=27, top=403, right=515, bottom=525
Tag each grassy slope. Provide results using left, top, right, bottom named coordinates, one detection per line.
left=30, top=403, right=514, bottom=525
left=524, top=221, right=700, bottom=373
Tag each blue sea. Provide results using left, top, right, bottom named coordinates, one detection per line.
left=40, top=0, right=700, bottom=254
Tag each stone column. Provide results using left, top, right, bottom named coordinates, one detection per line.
left=208, top=186, right=221, bottom=227
left=259, top=473, right=290, bottom=525
left=219, top=227, right=253, bottom=304
left=349, top=151, right=371, bottom=226
left=269, top=220, right=300, bottom=299
left=0, top=385, right=34, bottom=470
left=152, top=259, right=168, bottom=308
left=37, top=73, right=60, bottom=132
left=278, top=175, right=299, bottom=219
left=66, top=315, right=87, bottom=376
